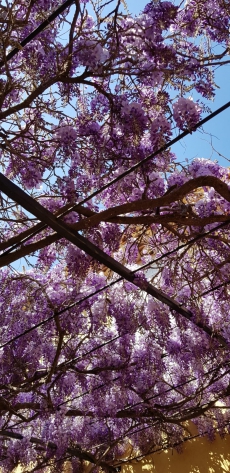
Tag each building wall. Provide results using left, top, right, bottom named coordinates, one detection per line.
left=8, top=424, right=230, bottom=472
left=122, top=429, right=230, bottom=473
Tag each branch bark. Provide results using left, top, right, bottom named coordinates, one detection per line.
left=0, top=176, right=229, bottom=267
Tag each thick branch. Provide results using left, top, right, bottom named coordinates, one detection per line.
left=0, top=213, right=228, bottom=268
left=76, top=176, right=230, bottom=229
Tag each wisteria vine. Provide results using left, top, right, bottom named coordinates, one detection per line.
left=0, top=0, right=230, bottom=471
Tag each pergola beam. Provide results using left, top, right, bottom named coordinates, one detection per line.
left=0, top=172, right=227, bottom=346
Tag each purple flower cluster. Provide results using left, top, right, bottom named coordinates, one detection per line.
left=173, top=97, right=201, bottom=130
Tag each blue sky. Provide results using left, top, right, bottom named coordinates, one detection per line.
left=66, top=0, right=230, bottom=169
left=9, top=0, right=230, bottom=272
left=126, top=0, right=230, bottom=169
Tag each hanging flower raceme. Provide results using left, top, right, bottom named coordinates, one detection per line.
left=173, top=97, right=202, bottom=130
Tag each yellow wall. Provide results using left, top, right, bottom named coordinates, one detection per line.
left=122, top=430, right=230, bottom=473
left=9, top=424, right=230, bottom=472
